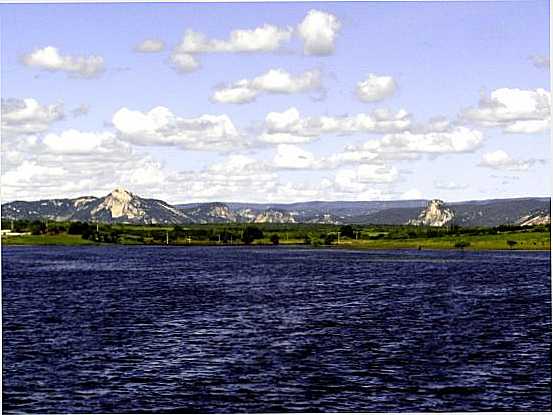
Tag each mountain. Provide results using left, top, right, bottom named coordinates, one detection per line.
left=407, top=199, right=455, bottom=227
left=1, top=188, right=550, bottom=227
left=359, top=198, right=551, bottom=227
left=2, top=188, right=190, bottom=224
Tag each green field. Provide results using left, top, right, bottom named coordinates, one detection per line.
left=1, top=220, right=550, bottom=251
left=2, top=234, right=96, bottom=246
left=343, top=231, right=550, bottom=251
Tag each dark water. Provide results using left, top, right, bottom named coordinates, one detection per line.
left=2, top=246, right=551, bottom=413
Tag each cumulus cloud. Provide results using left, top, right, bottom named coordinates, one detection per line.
left=170, top=24, right=292, bottom=73
left=259, top=107, right=412, bottom=143
left=177, top=25, right=293, bottom=54
left=22, top=46, right=104, bottom=78
left=169, top=10, right=340, bottom=73
left=297, top=10, right=341, bottom=55
left=356, top=74, right=397, bottom=102
left=529, top=54, right=550, bottom=69
left=112, top=106, right=246, bottom=151
left=317, top=126, right=483, bottom=168
left=479, top=150, right=543, bottom=171
left=135, top=39, right=165, bottom=53
left=1, top=98, right=64, bottom=138
left=460, top=88, right=551, bottom=133
left=169, top=52, right=201, bottom=73
left=2, top=160, right=67, bottom=188
left=0, top=126, right=172, bottom=201
left=42, top=130, right=119, bottom=155
left=212, top=69, right=321, bottom=104
left=377, top=127, right=484, bottom=154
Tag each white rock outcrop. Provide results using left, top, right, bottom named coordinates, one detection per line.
left=408, top=199, right=455, bottom=227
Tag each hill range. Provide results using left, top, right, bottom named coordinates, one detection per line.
left=1, top=188, right=550, bottom=227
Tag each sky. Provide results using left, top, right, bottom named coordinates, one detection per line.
left=0, top=1, right=550, bottom=204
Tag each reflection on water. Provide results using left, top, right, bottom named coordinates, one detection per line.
left=2, top=246, right=551, bottom=413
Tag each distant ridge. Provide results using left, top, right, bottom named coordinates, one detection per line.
left=1, top=189, right=550, bottom=227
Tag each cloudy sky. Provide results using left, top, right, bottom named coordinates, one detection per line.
left=1, top=1, right=550, bottom=204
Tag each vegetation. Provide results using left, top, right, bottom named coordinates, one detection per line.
left=454, top=241, right=470, bottom=250
left=1, top=219, right=550, bottom=250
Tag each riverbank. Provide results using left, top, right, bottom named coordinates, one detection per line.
left=2, top=230, right=550, bottom=250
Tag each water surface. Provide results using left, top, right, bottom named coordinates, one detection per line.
left=2, top=246, right=551, bottom=412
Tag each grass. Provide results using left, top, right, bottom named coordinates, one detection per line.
left=2, top=227, right=550, bottom=251
left=1, top=234, right=97, bottom=246
left=342, top=231, right=550, bottom=251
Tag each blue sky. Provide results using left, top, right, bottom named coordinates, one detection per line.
left=1, top=1, right=550, bottom=203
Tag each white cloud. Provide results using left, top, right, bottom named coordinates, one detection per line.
left=212, top=69, right=321, bottom=104
left=356, top=74, right=397, bottom=102
left=135, top=39, right=165, bottom=53
left=170, top=25, right=292, bottom=73
left=22, top=46, right=104, bottom=78
left=169, top=10, right=339, bottom=73
left=1, top=98, right=64, bottom=138
left=1, top=127, right=169, bottom=201
left=112, top=106, right=245, bottom=151
left=460, top=88, right=551, bottom=133
left=479, top=150, right=541, bottom=171
left=530, top=54, right=550, bottom=69
left=333, top=164, right=399, bottom=193
left=298, top=10, right=341, bottom=56
left=260, top=107, right=412, bottom=143
left=378, top=127, right=484, bottom=154
left=170, top=52, right=201, bottom=73
left=42, top=130, right=118, bottom=155
left=176, top=25, right=293, bottom=54
left=2, top=160, right=67, bottom=188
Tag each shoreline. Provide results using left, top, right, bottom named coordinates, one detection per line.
left=2, top=241, right=550, bottom=252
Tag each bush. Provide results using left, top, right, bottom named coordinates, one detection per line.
left=339, top=225, right=355, bottom=239
left=270, top=234, right=280, bottom=245
left=242, top=226, right=263, bottom=245
left=324, top=233, right=337, bottom=245
left=68, top=222, right=90, bottom=235
left=30, top=221, right=46, bottom=235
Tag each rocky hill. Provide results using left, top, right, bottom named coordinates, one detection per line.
left=407, top=200, right=455, bottom=227
left=2, top=188, right=190, bottom=224
left=2, top=189, right=550, bottom=227
left=359, top=198, right=551, bottom=227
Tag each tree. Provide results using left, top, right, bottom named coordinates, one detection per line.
left=339, top=225, right=355, bottom=239
left=242, top=226, right=263, bottom=245
left=506, top=240, right=518, bottom=249
left=30, top=221, right=46, bottom=235
left=324, top=233, right=337, bottom=245
left=270, top=234, right=280, bottom=245
left=68, top=222, right=90, bottom=235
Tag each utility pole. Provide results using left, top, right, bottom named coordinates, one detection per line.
left=337, top=231, right=341, bottom=244
left=11, top=220, right=14, bottom=231
left=218, top=234, right=221, bottom=244
left=166, top=231, right=169, bottom=245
